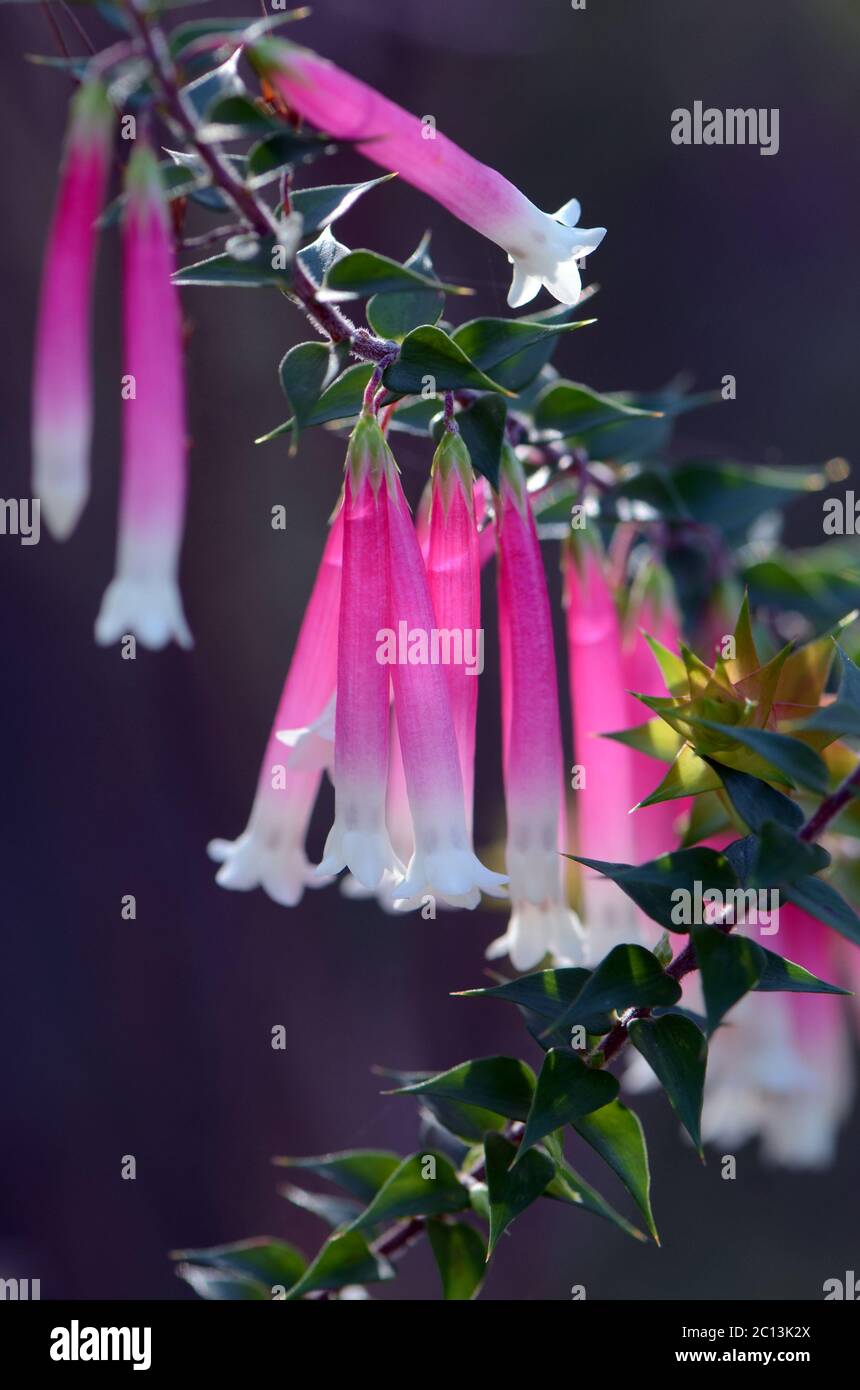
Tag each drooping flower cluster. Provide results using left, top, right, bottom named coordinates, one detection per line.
left=32, top=85, right=190, bottom=649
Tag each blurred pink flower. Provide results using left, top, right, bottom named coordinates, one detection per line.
left=96, top=143, right=191, bottom=649
left=32, top=80, right=113, bottom=540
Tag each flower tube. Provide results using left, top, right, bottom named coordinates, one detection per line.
left=379, top=425, right=505, bottom=904
left=248, top=39, right=605, bottom=308
left=32, top=80, right=113, bottom=540
left=95, top=143, right=191, bottom=649
left=317, top=414, right=401, bottom=889
left=487, top=447, right=583, bottom=970
left=208, top=505, right=343, bottom=905
left=564, top=535, right=638, bottom=962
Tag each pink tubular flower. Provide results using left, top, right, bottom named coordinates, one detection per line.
left=95, top=143, right=191, bottom=650
left=317, top=414, right=401, bottom=890
left=207, top=505, right=343, bottom=905
left=32, top=80, right=113, bottom=540
left=564, top=536, right=639, bottom=962
left=384, top=429, right=506, bottom=905
left=488, top=447, right=583, bottom=970
left=701, top=906, right=852, bottom=1168
left=248, top=39, right=604, bottom=308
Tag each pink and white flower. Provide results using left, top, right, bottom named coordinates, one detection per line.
left=96, top=143, right=191, bottom=649
left=32, top=80, right=113, bottom=540
left=488, top=447, right=583, bottom=970
left=208, top=505, right=343, bottom=905
left=385, top=429, right=506, bottom=904
left=564, top=536, right=639, bottom=962
left=249, top=39, right=605, bottom=308
left=317, top=414, right=401, bottom=889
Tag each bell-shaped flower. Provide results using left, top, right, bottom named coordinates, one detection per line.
left=32, top=80, right=113, bottom=540
left=487, top=447, right=583, bottom=970
left=700, top=906, right=852, bottom=1167
left=95, top=143, right=191, bottom=649
left=317, top=415, right=402, bottom=890
left=208, top=506, right=343, bottom=905
left=564, top=535, right=639, bottom=962
left=248, top=39, right=604, bottom=308
left=381, top=426, right=506, bottom=904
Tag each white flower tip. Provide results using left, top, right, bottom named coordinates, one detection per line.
left=38, top=478, right=88, bottom=541
left=95, top=576, right=193, bottom=650
left=486, top=901, right=585, bottom=972
left=506, top=211, right=606, bottom=308
left=210, top=827, right=324, bottom=906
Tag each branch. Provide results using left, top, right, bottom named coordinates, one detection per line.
left=127, top=4, right=396, bottom=361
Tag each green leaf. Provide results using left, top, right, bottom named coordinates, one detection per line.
left=176, top=1265, right=269, bottom=1300
left=451, top=314, right=592, bottom=393
left=247, top=129, right=333, bottom=188
left=533, top=380, right=659, bottom=437
left=484, top=1134, right=554, bottom=1257
left=282, top=1230, right=395, bottom=1300
left=706, top=760, right=804, bottom=833
left=452, top=393, right=507, bottom=489
left=694, top=721, right=830, bottom=795
left=291, top=175, right=397, bottom=233
left=389, top=1057, right=536, bottom=1122
left=801, top=644, right=860, bottom=738
left=550, top=944, right=682, bottom=1037
left=324, top=249, right=469, bottom=299
left=457, top=967, right=613, bottom=1038
left=755, top=948, right=850, bottom=996
left=170, top=1237, right=306, bottom=1291
left=382, top=325, right=514, bottom=396
left=692, top=926, right=765, bottom=1032
left=628, top=1015, right=707, bottom=1152
left=349, top=1152, right=469, bottom=1232
left=173, top=238, right=288, bottom=289
left=784, top=876, right=860, bottom=947
left=605, top=718, right=683, bottom=763
left=197, top=93, right=279, bottom=141
left=638, top=743, right=723, bottom=807
left=569, top=848, right=738, bottom=933
left=366, top=233, right=445, bottom=340
left=271, top=1149, right=400, bottom=1202
left=545, top=1160, right=647, bottom=1242
left=256, top=363, right=374, bottom=442
left=572, top=1100, right=658, bottom=1243
left=277, top=340, right=344, bottom=451
left=277, top=1183, right=361, bottom=1230
left=182, top=51, right=244, bottom=121
left=426, top=1219, right=486, bottom=1300
left=517, top=1050, right=619, bottom=1160
left=749, top=820, right=830, bottom=889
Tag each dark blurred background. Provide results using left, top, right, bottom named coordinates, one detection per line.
left=2, top=0, right=859, bottom=1300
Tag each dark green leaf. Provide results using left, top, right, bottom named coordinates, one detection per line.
left=247, top=129, right=333, bottom=187
left=628, top=1015, right=707, bottom=1152
left=292, top=174, right=396, bottom=234
left=389, top=1057, right=536, bottom=1122
left=451, top=313, right=592, bottom=393
left=256, top=363, right=374, bottom=442
left=572, top=1100, right=658, bottom=1242
left=550, top=944, right=681, bottom=1037
left=755, top=948, right=850, bottom=995
left=181, top=51, right=244, bottom=121
left=176, top=1265, right=268, bottom=1300
left=693, top=926, right=765, bottom=1032
left=426, top=1220, right=486, bottom=1300
left=694, top=721, right=830, bottom=795
left=282, top=1230, right=394, bottom=1300
left=173, top=238, right=288, bottom=289
left=277, top=1183, right=361, bottom=1230
left=452, top=393, right=507, bottom=489
left=277, top=340, right=344, bottom=451
left=197, top=93, right=278, bottom=141
left=706, top=760, right=804, bottom=834
left=545, top=1160, right=647, bottom=1242
left=802, top=644, right=860, bottom=738
left=750, top=820, right=830, bottom=889
left=484, top=1133, right=554, bottom=1256
left=367, top=233, right=445, bottom=340
left=170, top=1237, right=306, bottom=1291
left=349, top=1152, right=469, bottom=1232
left=784, top=876, right=860, bottom=946
left=382, top=325, right=513, bottom=396
left=457, top=967, right=613, bottom=1037
left=534, top=380, right=658, bottom=437
left=271, top=1149, right=400, bottom=1202
left=570, top=847, right=739, bottom=933
left=517, top=1050, right=618, bottom=1160
left=325, top=250, right=468, bottom=298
